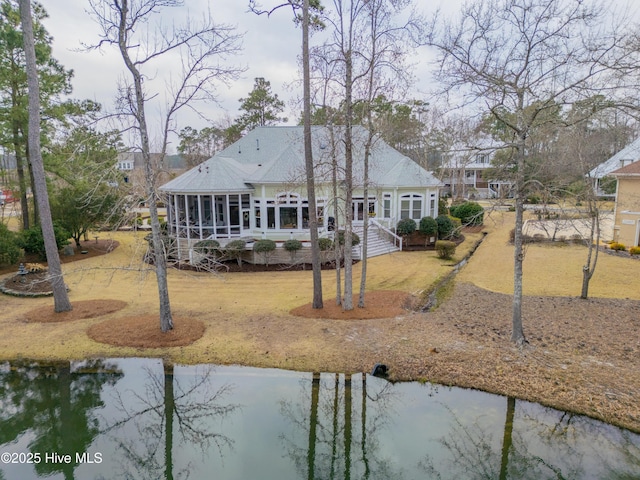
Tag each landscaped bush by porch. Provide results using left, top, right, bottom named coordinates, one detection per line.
left=254, top=239, right=277, bottom=266
left=224, top=240, right=247, bottom=266
left=283, top=239, right=303, bottom=264
left=194, top=239, right=220, bottom=257
left=419, top=216, right=438, bottom=239
left=336, top=230, right=360, bottom=246
left=317, top=237, right=333, bottom=251
left=396, top=218, right=417, bottom=236
left=436, top=215, right=456, bottom=240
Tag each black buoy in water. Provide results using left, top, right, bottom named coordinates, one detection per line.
left=371, top=363, right=388, bottom=377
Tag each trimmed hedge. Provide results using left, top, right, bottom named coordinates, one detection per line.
left=336, top=230, right=360, bottom=246
left=283, top=239, right=303, bottom=263
left=253, top=239, right=277, bottom=266
left=436, top=215, right=455, bottom=239
left=318, top=237, right=333, bottom=251
left=194, top=239, right=220, bottom=256
left=283, top=239, right=303, bottom=252
left=419, top=216, right=438, bottom=237
left=396, top=218, right=417, bottom=236
left=224, top=239, right=247, bottom=266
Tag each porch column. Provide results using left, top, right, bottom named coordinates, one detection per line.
left=172, top=193, right=180, bottom=258
left=197, top=194, right=203, bottom=239
left=185, top=194, right=191, bottom=242
left=211, top=194, right=217, bottom=239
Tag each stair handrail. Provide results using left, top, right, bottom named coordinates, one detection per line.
left=369, top=219, right=403, bottom=251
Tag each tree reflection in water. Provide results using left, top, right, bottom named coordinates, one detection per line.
left=279, top=372, right=404, bottom=480
left=0, top=359, right=123, bottom=480
left=101, top=360, right=240, bottom=480
left=420, top=397, right=640, bottom=480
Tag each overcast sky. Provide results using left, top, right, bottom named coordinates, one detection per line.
left=38, top=0, right=457, bottom=151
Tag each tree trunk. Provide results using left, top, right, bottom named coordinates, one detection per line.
left=117, top=0, right=173, bottom=332
left=342, top=28, right=354, bottom=311
left=358, top=136, right=371, bottom=308
left=11, top=125, right=29, bottom=230
left=302, top=0, right=323, bottom=309
left=511, top=109, right=526, bottom=345
left=19, top=0, right=72, bottom=313
left=512, top=190, right=525, bottom=344
left=581, top=205, right=600, bottom=299
left=332, top=135, right=342, bottom=306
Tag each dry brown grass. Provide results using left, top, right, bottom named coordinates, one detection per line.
left=460, top=210, right=640, bottom=299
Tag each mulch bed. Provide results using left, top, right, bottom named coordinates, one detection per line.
left=290, top=290, right=413, bottom=319
left=1, top=271, right=55, bottom=296
left=88, top=315, right=206, bottom=348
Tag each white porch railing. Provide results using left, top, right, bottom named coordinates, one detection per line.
left=369, top=219, right=403, bottom=251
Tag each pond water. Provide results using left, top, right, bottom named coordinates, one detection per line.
left=0, top=358, right=638, bottom=480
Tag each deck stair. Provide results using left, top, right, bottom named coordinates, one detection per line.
left=351, top=222, right=401, bottom=259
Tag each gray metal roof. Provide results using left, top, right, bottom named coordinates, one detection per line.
left=160, top=126, right=442, bottom=193
left=589, top=137, right=640, bottom=179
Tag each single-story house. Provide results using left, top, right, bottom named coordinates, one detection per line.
left=159, top=126, right=442, bottom=256
left=610, top=160, right=640, bottom=247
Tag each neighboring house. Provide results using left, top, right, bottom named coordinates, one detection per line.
left=159, top=126, right=442, bottom=255
left=439, top=141, right=512, bottom=199
left=610, top=160, right=640, bottom=247
left=588, top=137, right=640, bottom=197
left=117, top=152, right=187, bottom=195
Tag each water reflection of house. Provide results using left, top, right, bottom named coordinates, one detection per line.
left=159, top=126, right=442, bottom=257
left=610, top=160, right=640, bottom=247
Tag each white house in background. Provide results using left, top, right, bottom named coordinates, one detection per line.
left=588, top=137, right=640, bottom=197
left=159, top=126, right=442, bottom=255
left=439, top=140, right=512, bottom=199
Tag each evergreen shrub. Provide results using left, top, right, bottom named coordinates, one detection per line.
left=449, top=201, right=484, bottom=226
left=435, top=240, right=456, bottom=259
left=396, top=218, right=417, bottom=236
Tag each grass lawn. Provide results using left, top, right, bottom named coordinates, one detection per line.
left=460, top=210, right=640, bottom=299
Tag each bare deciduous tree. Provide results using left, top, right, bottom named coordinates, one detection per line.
left=18, top=0, right=72, bottom=313
left=428, top=0, right=623, bottom=345
left=250, top=0, right=325, bottom=309
left=86, top=0, right=242, bottom=331
left=312, top=0, right=413, bottom=310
